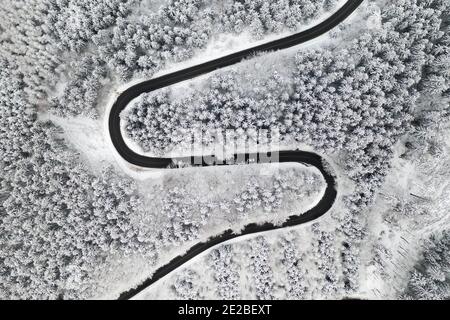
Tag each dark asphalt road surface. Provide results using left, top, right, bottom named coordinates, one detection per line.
left=109, top=0, right=364, bottom=300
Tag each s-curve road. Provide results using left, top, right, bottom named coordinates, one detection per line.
left=110, top=0, right=364, bottom=300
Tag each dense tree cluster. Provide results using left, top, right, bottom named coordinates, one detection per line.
left=247, top=237, right=274, bottom=299
left=1, top=0, right=340, bottom=117
left=0, top=0, right=130, bottom=99
left=0, top=59, right=36, bottom=169
left=127, top=0, right=449, bottom=210
left=172, top=269, right=204, bottom=300
left=95, top=0, right=336, bottom=80
left=295, top=0, right=448, bottom=206
left=0, top=0, right=61, bottom=98
left=336, top=213, right=365, bottom=292
left=93, top=0, right=213, bottom=80
left=1, top=0, right=449, bottom=299
left=154, top=168, right=323, bottom=246
left=124, top=70, right=291, bottom=154
left=208, top=245, right=241, bottom=299
left=311, top=225, right=339, bottom=295
left=278, top=235, right=308, bottom=299
left=341, top=241, right=360, bottom=291
left=53, top=0, right=335, bottom=117
left=50, top=56, right=107, bottom=118
left=47, top=0, right=132, bottom=52
left=124, top=90, right=185, bottom=154
left=404, top=231, right=450, bottom=300
left=221, top=0, right=338, bottom=38
left=125, top=0, right=448, bottom=299
left=0, top=60, right=151, bottom=299
left=233, top=177, right=283, bottom=215
left=158, top=187, right=213, bottom=245
left=232, top=168, right=323, bottom=216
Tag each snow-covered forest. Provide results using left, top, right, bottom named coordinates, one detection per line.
left=125, top=0, right=449, bottom=208
left=135, top=228, right=354, bottom=300
left=0, top=0, right=449, bottom=300
left=125, top=0, right=449, bottom=298
left=403, top=231, right=450, bottom=299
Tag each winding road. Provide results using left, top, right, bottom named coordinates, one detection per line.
left=109, top=0, right=364, bottom=300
